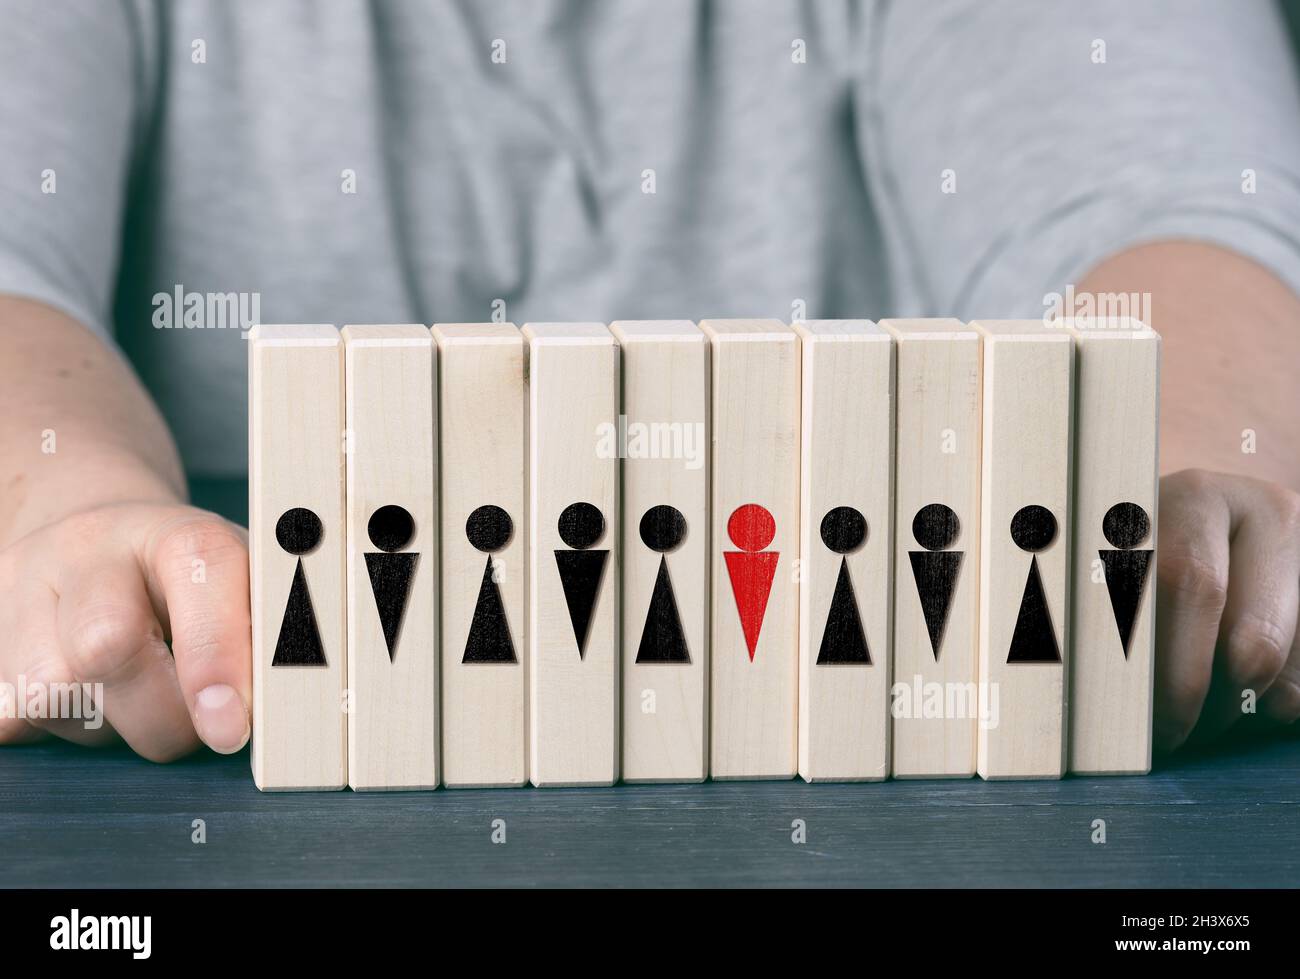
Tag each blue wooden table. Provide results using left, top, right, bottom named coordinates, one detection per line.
left=1, top=732, right=1297, bottom=887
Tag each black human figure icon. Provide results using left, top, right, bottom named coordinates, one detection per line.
left=273, top=507, right=327, bottom=667
left=1098, top=501, right=1153, bottom=658
left=636, top=505, right=691, bottom=664
left=1006, top=504, right=1061, bottom=664
left=463, top=505, right=517, bottom=664
left=554, top=502, right=609, bottom=658
left=816, top=506, right=871, bottom=665
left=908, top=503, right=963, bottom=660
left=364, top=504, right=419, bottom=662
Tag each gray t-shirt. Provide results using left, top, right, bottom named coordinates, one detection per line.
left=4, top=0, right=1300, bottom=476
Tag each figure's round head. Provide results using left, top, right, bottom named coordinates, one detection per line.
left=276, top=507, right=323, bottom=555
left=1102, top=501, right=1150, bottom=550
left=640, top=504, right=687, bottom=553
left=820, top=506, right=866, bottom=554
left=912, top=503, right=959, bottom=552
left=727, top=503, right=776, bottom=553
left=368, top=504, right=415, bottom=553
left=1010, top=504, right=1056, bottom=552
left=466, top=504, right=513, bottom=553
left=558, top=502, right=605, bottom=550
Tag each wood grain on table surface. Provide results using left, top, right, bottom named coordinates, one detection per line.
left=2, top=731, right=1296, bottom=888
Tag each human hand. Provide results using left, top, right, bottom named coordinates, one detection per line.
left=1155, top=469, right=1300, bottom=750
left=0, top=502, right=251, bottom=760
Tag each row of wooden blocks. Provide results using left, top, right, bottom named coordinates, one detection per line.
left=248, top=318, right=1160, bottom=791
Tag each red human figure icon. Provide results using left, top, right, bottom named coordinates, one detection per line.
left=724, top=503, right=780, bottom=661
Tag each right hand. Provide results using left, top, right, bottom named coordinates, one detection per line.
left=0, top=501, right=252, bottom=761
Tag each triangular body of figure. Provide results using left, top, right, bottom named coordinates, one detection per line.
left=365, top=553, right=418, bottom=660
left=638, top=557, right=691, bottom=663
left=463, top=504, right=517, bottom=663
left=636, top=505, right=691, bottom=664
left=724, top=503, right=779, bottom=661
left=465, top=558, right=515, bottom=662
left=909, top=552, right=963, bottom=657
left=1006, top=504, right=1060, bottom=664
left=818, top=559, right=870, bottom=664
left=1098, top=501, right=1154, bottom=658
left=816, top=506, right=870, bottom=665
left=554, top=502, right=609, bottom=658
left=272, top=507, right=328, bottom=667
left=363, top=504, right=419, bottom=662
left=907, top=503, right=963, bottom=660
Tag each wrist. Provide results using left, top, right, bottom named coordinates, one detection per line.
left=1, top=451, right=186, bottom=548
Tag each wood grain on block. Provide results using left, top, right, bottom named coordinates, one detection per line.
left=1066, top=320, right=1160, bottom=775
left=795, top=321, right=894, bottom=782
left=343, top=326, right=438, bottom=790
left=524, top=323, right=620, bottom=787
left=433, top=323, right=528, bottom=788
left=881, top=319, right=981, bottom=778
left=701, top=319, right=800, bottom=780
left=973, top=320, right=1073, bottom=780
left=248, top=324, right=346, bottom=791
left=611, top=321, right=709, bottom=783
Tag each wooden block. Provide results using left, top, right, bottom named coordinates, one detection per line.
left=701, top=319, right=800, bottom=780
left=523, top=323, right=620, bottom=786
left=342, top=325, right=438, bottom=790
left=433, top=323, right=528, bottom=788
left=249, top=324, right=346, bottom=791
left=795, top=321, right=894, bottom=782
left=1066, top=320, right=1160, bottom=775
left=973, top=320, right=1074, bottom=780
left=881, top=319, right=981, bottom=779
left=611, top=321, right=709, bottom=783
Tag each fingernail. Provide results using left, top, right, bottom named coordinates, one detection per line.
left=195, top=684, right=250, bottom=754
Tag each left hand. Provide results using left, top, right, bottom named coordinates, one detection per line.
left=1154, top=468, right=1300, bottom=750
